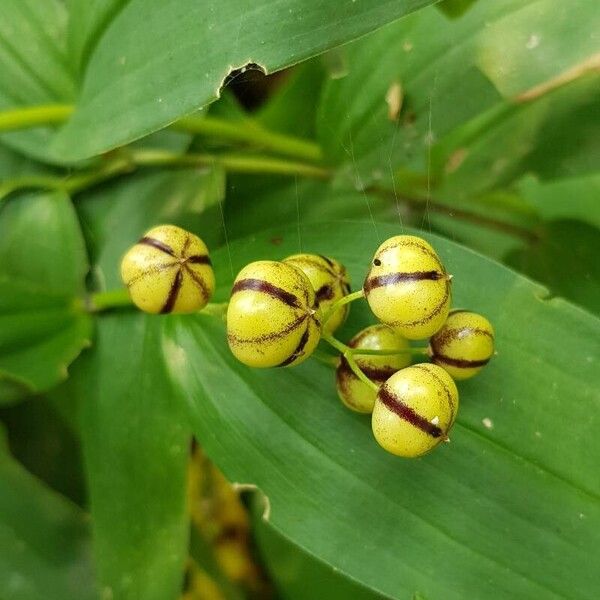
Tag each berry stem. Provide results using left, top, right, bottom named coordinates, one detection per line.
left=88, top=288, right=229, bottom=318
left=322, top=333, right=384, bottom=390
left=321, top=290, right=365, bottom=327
left=89, top=288, right=133, bottom=312
left=322, top=332, right=427, bottom=358
left=344, top=353, right=379, bottom=392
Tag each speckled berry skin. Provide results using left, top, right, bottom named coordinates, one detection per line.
left=429, top=310, right=495, bottom=380
left=372, top=363, right=458, bottom=457
left=336, top=325, right=411, bottom=414
left=363, top=235, right=451, bottom=340
left=120, top=224, right=215, bottom=314
left=227, top=260, right=321, bottom=368
left=283, top=253, right=350, bottom=334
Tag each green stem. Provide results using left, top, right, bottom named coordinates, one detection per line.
left=321, top=290, right=364, bottom=327
left=90, top=288, right=132, bottom=312
left=344, top=353, right=379, bottom=392
left=89, top=288, right=229, bottom=319
left=0, top=104, right=323, bottom=164
left=312, top=351, right=338, bottom=368
left=1, top=149, right=330, bottom=200
left=173, top=115, right=323, bottom=163
left=323, top=333, right=427, bottom=358
left=130, top=149, right=330, bottom=180
left=0, top=104, right=73, bottom=131
left=352, top=347, right=429, bottom=357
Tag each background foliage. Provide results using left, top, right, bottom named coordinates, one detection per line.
left=0, top=0, right=598, bottom=599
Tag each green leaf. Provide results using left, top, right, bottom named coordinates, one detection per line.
left=160, top=222, right=599, bottom=599
left=66, top=0, right=129, bottom=74
left=316, top=0, right=600, bottom=188
left=253, top=508, right=386, bottom=600
left=0, top=0, right=76, bottom=164
left=71, top=313, right=190, bottom=600
left=432, top=72, right=600, bottom=197
left=53, top=0, right=439, bottom=159
left=505, top=220, right=600, bottom=317
left=437, top=0, right=478, bottom=18
left=0, top=436, right=96, bottom=600
left=255, top=60, right=327, bottom=139
left=76, top=167, right=225, bottom=290
left=517, top=173, right=600, bottom=229
left=0, top=191, right=92, bottom=401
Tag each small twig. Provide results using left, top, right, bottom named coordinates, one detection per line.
left=366, top=184, right=539, bottom=243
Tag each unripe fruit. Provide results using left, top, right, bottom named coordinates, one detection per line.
left=429, top=310, right=494, bottom=380
left=372, top=363, right=458, bottom=457
left=336, top=325, right=411, bottom=413
left=227, top=260, right=321, bottom=368
left=120, top=224, right=215, bottom=314
left=363, top=235, right=451, bottom=340
left=283, top=253, right=350, bottom=334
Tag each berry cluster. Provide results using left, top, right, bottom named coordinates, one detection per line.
left=121, top=225, right=494, bottom=458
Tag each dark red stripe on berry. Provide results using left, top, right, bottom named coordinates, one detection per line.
left=278, top=324, right=311, bottom=367
left=139, top=236, right=177, bottom=257
left=187, top=255, right=212, bottom=265
left=378, top=386, right=442, bottom=438
left=161, top=268, right=183, bottom=313
left=231, top=278, right=301, bottom=308
left=364, top=270, right=445, bottom=292
left=432, top=354, right=490, bottom=369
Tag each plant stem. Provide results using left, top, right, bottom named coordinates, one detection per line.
left=89, top=287, right=229, bottom=319
left=0, top=104, right=74, bottom=131
left=366, top=184, right=539, bottom=243
left=129, top=149, right=330, bottom=180
left=322, top=333, right=427, bottom=358
left=0, top=104, right=322, bottom=163
left=321, top=290, right=364, bottom=327
left=322, top=332, right=349, bottom=355
left=1, top=149, right=330, bottom=200
left=90, top=288, right=132, bottom=312
left=173, top=115, right=323, bottom=163
left=352, top=347, right=429, bottom=357
left=344, top=353, right=379, bottom=392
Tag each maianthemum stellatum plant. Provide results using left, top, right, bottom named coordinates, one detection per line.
left=0, top=1, right=599, bottom=600
left=119, top=224, right=494, bottom=457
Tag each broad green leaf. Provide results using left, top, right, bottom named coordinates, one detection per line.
left=1, top=396, right=86, bottom=505
left=0, top=435, right=96, bottom=600
left=517, top=173, right=600, bottom=229
left=0, top=191, right=92, bottom=401
left=317, top=0, right=600, bottom=188
left=253, top=509, right=386, bottom=600
left=159, top=222, right=599, bottom=599
left=76, top=167, right=225, bottom=290
left=53, top=0, right=439, bottom=159
left=0, top=0, right=76, bottom=164
left=71, top=314, right=190, bottom=600
left=256, top=60, right=327, bottom=139
left=432, top=73, right=600, bottom=197
left=66, top=0, right=129, bottom=74
left=437, top=0, right=477, bottom=18
left=505, top=220, right=600, bottom=317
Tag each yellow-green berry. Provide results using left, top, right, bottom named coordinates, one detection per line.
left=227, top=260, right=321, bottom=368
left=363, top=235, right=451, bottom=340
left=336, top=325, right=411, bottom=413
left=372, top=363, right=458, bottom=457
left=120, top=224, right=215, bottom=314
left=429, top=310, right=495, bottom=380
left=284, top=253, right=350, bottom=334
